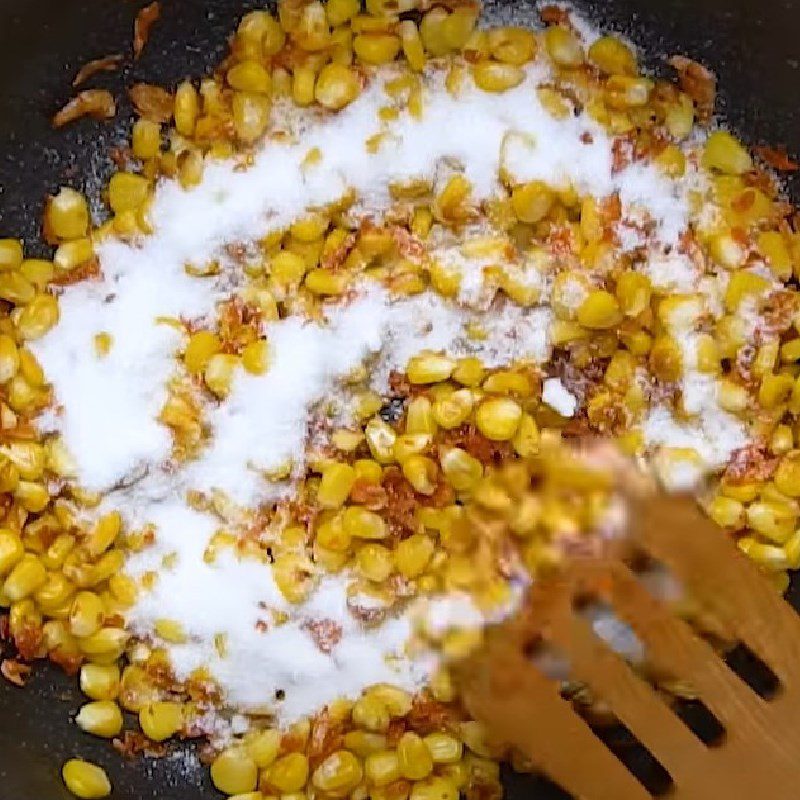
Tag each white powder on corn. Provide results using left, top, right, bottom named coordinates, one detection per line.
left=123, top=498, right=434, bottom=721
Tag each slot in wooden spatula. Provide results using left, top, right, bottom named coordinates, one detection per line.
left=457, top=489, right=800, bottom=800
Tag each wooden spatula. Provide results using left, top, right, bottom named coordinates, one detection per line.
left=457, top=487, right=800, bottom=800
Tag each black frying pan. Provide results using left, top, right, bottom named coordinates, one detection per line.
left=0, top=1, right=798, bottom=797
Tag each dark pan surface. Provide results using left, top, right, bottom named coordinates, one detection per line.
left=0, top=1, right=799, bottom=797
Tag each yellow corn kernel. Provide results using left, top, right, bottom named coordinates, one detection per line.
left=270, top=250, right=307, bottom=286
left=452, top=357, right=485, bottom=387
left=432, top=389, right=473, bottom=429
left=228, top=61, right=272, bottom=95
left=665, top=92, right=695, bottom=140
left=53, top=238, right=94, bottom=274
left=353, top=459, right=382, bottom=485
left=318, top=462, right=356, bottom=508
left=273, top=551, right=315, bottom=604
left=738, top=536, right=790, bottom=570
left=394, top=433, right=431, bottom=462
left=759, top=373, right=794, bottom=409
left=404, top=396, right=434, bottom=436
left=648, top=336, right=683, bottom=383
left=0, top=529, right=24, bottom=576
left=512, top=413, right=539, bottom=458
left=342, top=506, right=389, bottom=540
left=327, top=0, right=360, bottom=26
left=204, top=353, right=239, bottom=398
left=577, top=290, right=622, bottom=329
left=407, top=352, right=456, bottom=384
left=343, top=731, right=388, bottom=758
left=315, top=63, right=360, bottom=110
left=724, top=272, right=767, bottom=314
left=511, top=180, right=554, bottom=223
left=352, top=694, right=390, bottom=732
left=173, top=80, right=199, bottom=137
left=244, top=728, right=281, bottom=769
left=440, top=447, right=482, bottom=492
left=475, top=397, right=522, bottom=441
left=0, top=335, right=19, bottom=384
left=79, top=627, right=129, bottom=663
left=706, top=494, right=744, bottom=528
left=708, top=231, right=745, bottom=269
left=139, top=701, right=184, bottom=742
left=312, top=750, right=363, bottom=795
left=394, top=532, right=434, bottom=578
left=544, top=25, right=584, bottom=67
left=46, top=188, right=89, bottom=241
left=488, top=26, right=537, bottom=65
left=365, top=418, right=397, bottom=462
left=365, top=750, right=401, bottom=787
left=132, top=118, right=161, bottom=159
left=397, top=732, right=434, bottom=780
left=471, top=61, right=525, bottom=92
left=211, top=748, right=259, bottom=795
left=397, top=20, right=426, bottom=72
left=758, top=230, right=793, bottom=280
left=68, top=591, right=104, bottom=638
left=4, top=553, right=46, bottom=601
left=588, top=35, right=636, bottom=75
left=232, top=91, right=271, bottom=142
left=86, top=511, right=122, bottom=558
left=402, top=454, right=438, bottom=495
left=605, top=75, right=653, bottom=108
left=702, top=131, right=752, bottom=175
left=265, top=752, right=309, bottom=794
left=15, top=292, right=59, bottom=339
left=0, top=240, right=23, bottom=278
left=76, top=700, right=123, bottom=738
left=423, top=732, right=463, bottom=764
left=774, top=453, right=800, bottom=497
left=411, top=777, right=459, bottom=800
left=241, top=339, right=269, bottom=376
left=0, top=270, right=34, bottom=304
left=418, top=7, right=448, bottom=55
left=62, top=759, right=111, bottom=799
left=108, top=172, right=150, bottom=214
left=356, top=543, right=393, bottom=582
left=354, top=32, right=401, bottom=65
left=305, top=267, right=349, bottom=294
left=746, top=500, right=797, bottom=544
left=80, top=663, right=120, bottom=701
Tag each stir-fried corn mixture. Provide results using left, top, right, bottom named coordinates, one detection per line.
left=2, top=1, right=800, bottom=798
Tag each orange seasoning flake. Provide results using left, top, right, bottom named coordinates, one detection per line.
left=72, top=54, right=124, bottom=88
left=755, top=145, right=799, bottom=172
left=1, top=658, right=31, bottom=687
left=134, top=1, right=161, bottom=59
left=128, top=83, right=174, bottom=123
left=52, top=89, right=116, bottom=128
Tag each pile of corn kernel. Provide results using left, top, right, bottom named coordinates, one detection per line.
left=1, top=1, right=800, bottom=799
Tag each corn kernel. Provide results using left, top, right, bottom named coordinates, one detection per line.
left=62, top=759, right=111, bottom=799
left=211, top=748, right=259, bottom=795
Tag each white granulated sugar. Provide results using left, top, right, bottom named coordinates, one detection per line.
left=642, top=401, right=747, bottom=469
left=31, top=240, right=216, bottom=493
left=542, top=377, right=577, bottom=417
left=187, top=292, right=387, bottom=506
left=643, top=250, right=700, bottom=292
left=127, top=500, right=431, bottom=721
